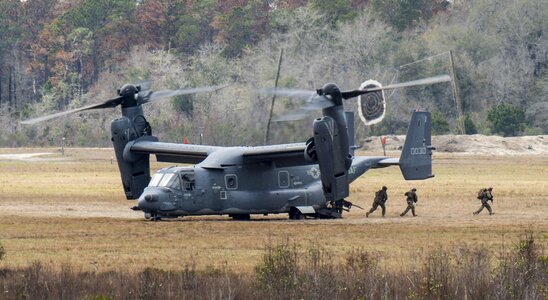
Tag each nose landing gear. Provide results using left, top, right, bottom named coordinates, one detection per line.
left=144, top=212, right=162, bottom=221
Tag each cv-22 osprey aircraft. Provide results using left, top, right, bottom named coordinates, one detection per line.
left=21, top=75, right=450, bottom=220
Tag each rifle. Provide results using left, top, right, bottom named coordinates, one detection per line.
left=341, top=200, right=364, bottom=211
left=352, top=203, right=365, bottom=210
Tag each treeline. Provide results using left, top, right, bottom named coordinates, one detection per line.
left=0, top=0, right=546, bottom=147
left=0, top=234, right=546, bottom=299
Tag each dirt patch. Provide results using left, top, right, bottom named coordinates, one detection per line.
left=361, top=134, right=548, bottom=155
left=0, top=153, right=55, bottom=161
left=0, top=202, right=139, bottom=219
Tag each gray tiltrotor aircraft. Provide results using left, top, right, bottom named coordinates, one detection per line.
left=22, top=75, right=449, bottom=220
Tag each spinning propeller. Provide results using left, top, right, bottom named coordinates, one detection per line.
left=265, top=74, right=451, bottom=122
left=20, top=83, right=229, bottom=125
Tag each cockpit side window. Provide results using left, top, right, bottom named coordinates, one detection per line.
left=181, top=173, right=196, bottom=191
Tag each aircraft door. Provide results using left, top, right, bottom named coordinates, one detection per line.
left=179, top=172, right=201, bottom=212
left=278, top=171, right=290, bottom=188
left=208, top=176, right=225, bottom=212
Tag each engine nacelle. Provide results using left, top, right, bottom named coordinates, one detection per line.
left=312, top=116, right=351, bottom=202
left=111, top=106, right=154, bottom=199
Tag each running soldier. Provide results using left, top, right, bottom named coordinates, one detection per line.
left=400, top=188, right=418, bottom=217
left=366, top=186, right=388, bottom=217
left=474, top=187, right=494, bottom=215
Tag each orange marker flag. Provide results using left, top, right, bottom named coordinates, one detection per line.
left=381, top=136, right=387, bottom=146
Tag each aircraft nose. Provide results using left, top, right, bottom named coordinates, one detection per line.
left=144, top=193, right=159, bottom=202
left=138, top=190, right=165, bottom=212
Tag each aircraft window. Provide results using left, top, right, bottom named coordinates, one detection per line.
left=181, top=173, right=196, bottom=191
left=158, top=174, right=181, bottom=190
left=225, top=174, right=238, bottom=190
left=149, top=174, right=164, bottom=187
left=170, top=176, right=181, bottom=190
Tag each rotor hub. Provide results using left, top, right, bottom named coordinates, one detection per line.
left=317, top=83, right=342, bottom=106
left=117, top=84, right=140, bottom=107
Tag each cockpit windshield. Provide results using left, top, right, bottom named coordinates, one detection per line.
left=148, top=173, right=181, bottom=190
left=149, top=173, right=164, bottom=187
left=159, top=174, right=180, bottom=189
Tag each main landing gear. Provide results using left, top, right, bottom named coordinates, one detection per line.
left=230, top=214, right=251, bottom=221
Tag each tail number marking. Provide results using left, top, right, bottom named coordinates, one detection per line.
left=410, top=147, right=427, bottom=155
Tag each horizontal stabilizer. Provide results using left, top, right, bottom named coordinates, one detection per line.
left=378, top=158, right=399, bottom=165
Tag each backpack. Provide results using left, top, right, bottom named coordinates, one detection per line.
left=477, top=188, right=486, bottom=199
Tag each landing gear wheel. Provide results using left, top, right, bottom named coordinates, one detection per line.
left=230, top=214, right=251, bottom=221
left=289, top=208, right=304, bottom=220
left=316, top=206, right=342, bottom=219
left=149, top=213, right=161, bottom=222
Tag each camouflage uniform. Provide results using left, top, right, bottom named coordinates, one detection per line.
left=400, top=188, right=418, bottom=217
left=474, top=187, right=494, bottom=215
left=366, top=186, right=388, bottom=217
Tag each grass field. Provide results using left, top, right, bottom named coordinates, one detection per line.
left=0, top=147, right=546, bottom=273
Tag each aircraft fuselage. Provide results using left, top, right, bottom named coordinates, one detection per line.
left=137, top=161, right=329, bottom=219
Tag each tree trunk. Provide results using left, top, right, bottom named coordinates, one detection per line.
left=13, top=65, right=17, bottom=110
left=8, top=66, right=13, bottom=110
left=79, top=56, right=83, bottom=98
left=0, top=62, right=3, bottom=106
left=92, top=41, right=99, bottom=82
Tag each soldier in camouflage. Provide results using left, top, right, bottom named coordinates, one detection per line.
left=366, top=186, right=388, bottom=217
left=474, top=187, right=494, bottom=215
left=400, top=188, right=418, bottom=217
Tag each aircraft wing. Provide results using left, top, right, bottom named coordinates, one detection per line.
left=129, top=140, right=222, bottom=164
left=241, top=143, right=308, bottom=167
left=128, top=139, right=308, bottom=167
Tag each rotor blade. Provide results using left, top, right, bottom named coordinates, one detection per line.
left=341, top=74, right=451, bottom=99
left=143, top=84, right=231, bottom=104
left=374, top=74, right=452, bottom=91
left=304, top=95, right=334, bottom=110
left=132, top=79, right=153, bottom=91
left=20, top=97, right=123, bottom=125
left=273, top=110, right=311, bottom=122
left=272, top=111, right=310, bottom=122
left=260, top=87, right=340, bottom=110
left=273, top=95, right=333, bottom=122
left=260, top=88, right=316, bottom=101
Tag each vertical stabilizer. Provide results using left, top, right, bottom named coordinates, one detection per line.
left=399, top=111, right=435, bottom=180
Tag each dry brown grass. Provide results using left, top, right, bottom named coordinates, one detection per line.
left=0, top=148, right=546, bottom=273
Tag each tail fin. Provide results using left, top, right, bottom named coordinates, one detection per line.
left=399, top=111, right=435, bottom=180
